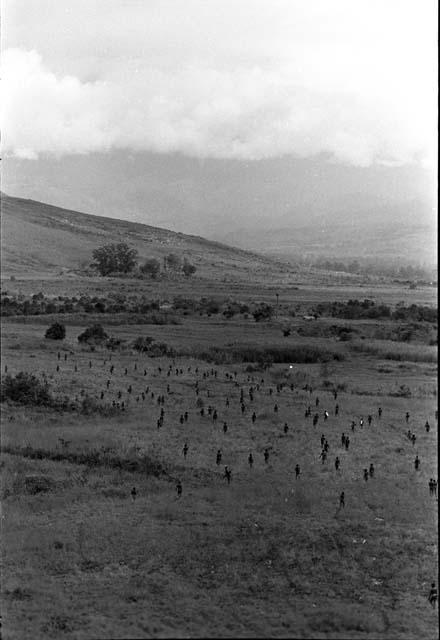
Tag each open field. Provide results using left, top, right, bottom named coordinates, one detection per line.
left=1, top=278, right=438, bottom=639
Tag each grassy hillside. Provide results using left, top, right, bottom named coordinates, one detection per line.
left=0, top=194, right=285, bottom=281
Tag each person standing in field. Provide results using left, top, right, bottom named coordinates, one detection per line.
left=295, top=464, right=300, bottom=479
left=339, top=491, right=345, bottom=508
left=176, top=481, right=182, bottom=498
left=428, top=583, right=437, bottom=608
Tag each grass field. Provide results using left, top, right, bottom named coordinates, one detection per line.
left=1, top=277, right=438, bottom=639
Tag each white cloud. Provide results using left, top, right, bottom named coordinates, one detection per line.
left=1, top=0, right=437, bottom=167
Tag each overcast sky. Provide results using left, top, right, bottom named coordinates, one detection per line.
left=2, top=0, right=437, bottom=169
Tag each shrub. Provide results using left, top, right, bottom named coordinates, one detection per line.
left=45, top=322, right=66, bottom=340
left=132, top=336, right=155, bottom=352
left=0, top=372, right=52, bottom=405
left=140, top=258, right=161, bottom=279
left=77, top=324, right=108, bottom=344
left=252, top=303, right=274, bottom=322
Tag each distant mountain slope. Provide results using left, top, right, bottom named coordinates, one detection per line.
left=0, top=194, right=284, bottom=279
left=220, top=199, right=437, bottom=266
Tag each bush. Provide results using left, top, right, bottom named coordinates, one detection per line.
left=45, top=322, right=66, bottom=340
left=132, top=336, right=155, bottom=352
left=1, top=372, right=53, bottom=405
left=77, top=324, right=108, bottom=344
left=252, top=303, right=274, bottom=322
left=140, top=258, right=161, bottom=279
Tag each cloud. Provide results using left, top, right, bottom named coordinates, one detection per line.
left=1, top=0, right=437, bottom=167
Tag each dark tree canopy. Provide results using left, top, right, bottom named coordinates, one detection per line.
left=45, top=322, right=66, bottom=340
left=78, top=324, right=109, bottom=344
left=92, top=243, right=138, bottom=276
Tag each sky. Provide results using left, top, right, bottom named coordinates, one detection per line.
left=1, top=0, right=437, bottom=237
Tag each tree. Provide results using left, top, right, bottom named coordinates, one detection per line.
left=182, top=258, right=197, bottom=277
left=140, top=258, right=161, bottom=279
left=91, top=243, right=138, bottom=276
left=45, top=322, right=66, bottom=340
left=78, top=324, right=108, bottom=344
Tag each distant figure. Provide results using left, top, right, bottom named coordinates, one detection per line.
left=367, top=414, right=372, bottom=426
left=313, top=414, right=319, bottom=426
left=341, top=432, right=346, bottom=446
left=335, top=457, right=340, bottom=471
left=131, top=487, right=137, bottom=501
left=176, top=481, right=182, bottom=498
left=429, top=479, right=434, bottom=495
left=369, top=463, right=375, bottom=478
left=295, top=464, right=300, bottom=479
left=319, top=450, right=327, bottom=464
left=264, top=449, right=270, bottom=464
left=182, top=443, right=188, bottom=458
left=216, top=450, right=222, bottom=465
left=335, top=404, right=339, bottom=416
left=433, top=480, right=438, bottom=497
left=339, top=491, right=345, bottom=508
left=405, top=412, right=410, bottom=423
left=248, top=453, right=254, bottom=469
left=320, top=434, right=325, bottom=447
left=411, top=433, right=416, bottom=446
left=428, top=583, right=437, bottom=608
left=351, top=420, right=356, bottom=432
left=414, top=455, right=420, bottom=471
left=283, top=423, right=289, bottom=434
left=425, top=421, right=430, bottom=433
left=378, top=407, right=382, bottom=418
left=252, top=412, right=256, bottom=423
left=324, top=411, right=329, bottom=421
left=224, top=466, right=232, bottom=484
left=315, top=397, right=319, bottom=407
left=223, top=422, right=228, bottom=434
left=345, top=436, right=350, bottom=451
left=363, top=468, right=369, bottom=482
left=274, top=404, right=278, bottom=413
left=359, top=417, right=364, bottom=428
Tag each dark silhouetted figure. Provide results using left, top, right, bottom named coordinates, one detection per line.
left=428, top=583, right=437, bottom=608
left=369, top=463, right=374, bottom=478
left=264, top=448, right=270, bottom=464
left=339, top=491, right=345, bottom=508
left=216, top=449, right=222, bottom=465
left=378, top=407, right=382, bottom=418
left=284, top=423, right=289, bottom=434
left=345, top=436, right=350, bottom=451
left=223, top=422, right=228, bottom=434
left=363, top=468, right=369, bottom=482
left=176, top=481, right=182, bottom=498
left=405, top=411, right=410, bottom=423
left=295, top=464, right=300, bottom=479
left=131, top=487, right=137, bottom=501
left=414, top=455, right=420, bottom=471
left=341, top=433, right=346, bottom=446
left=321, top=434, right=325, bottom=447
left=252, top=412, right=256, bottom=423
left=182, top=443, right=188, bottom=458
left=368, top=414, right=372, bottom=426
left=425, top=421, right=430, bottom=433
left=335, top=457, right=340, bottom=471
left=335, top=404, right=339, bottom=416
left=224, top=466, right=232, bottom=484
left=248, top=453, right=254, bottom=469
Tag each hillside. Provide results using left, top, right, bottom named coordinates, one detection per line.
left=0, top=194, right=287, bottom=281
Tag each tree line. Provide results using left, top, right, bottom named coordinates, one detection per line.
left=91, top=243, right=196, bottom=278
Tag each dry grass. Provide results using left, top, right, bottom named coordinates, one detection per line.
left=1, top=286, right=438, bottom=639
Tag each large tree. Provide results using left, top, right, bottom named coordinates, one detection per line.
left=91, top=243, right=138, bottom=276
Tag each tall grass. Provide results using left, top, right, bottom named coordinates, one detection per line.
left=349, top=340, right=437, bottom=363
left=179, top=344, right=345, bottom=365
